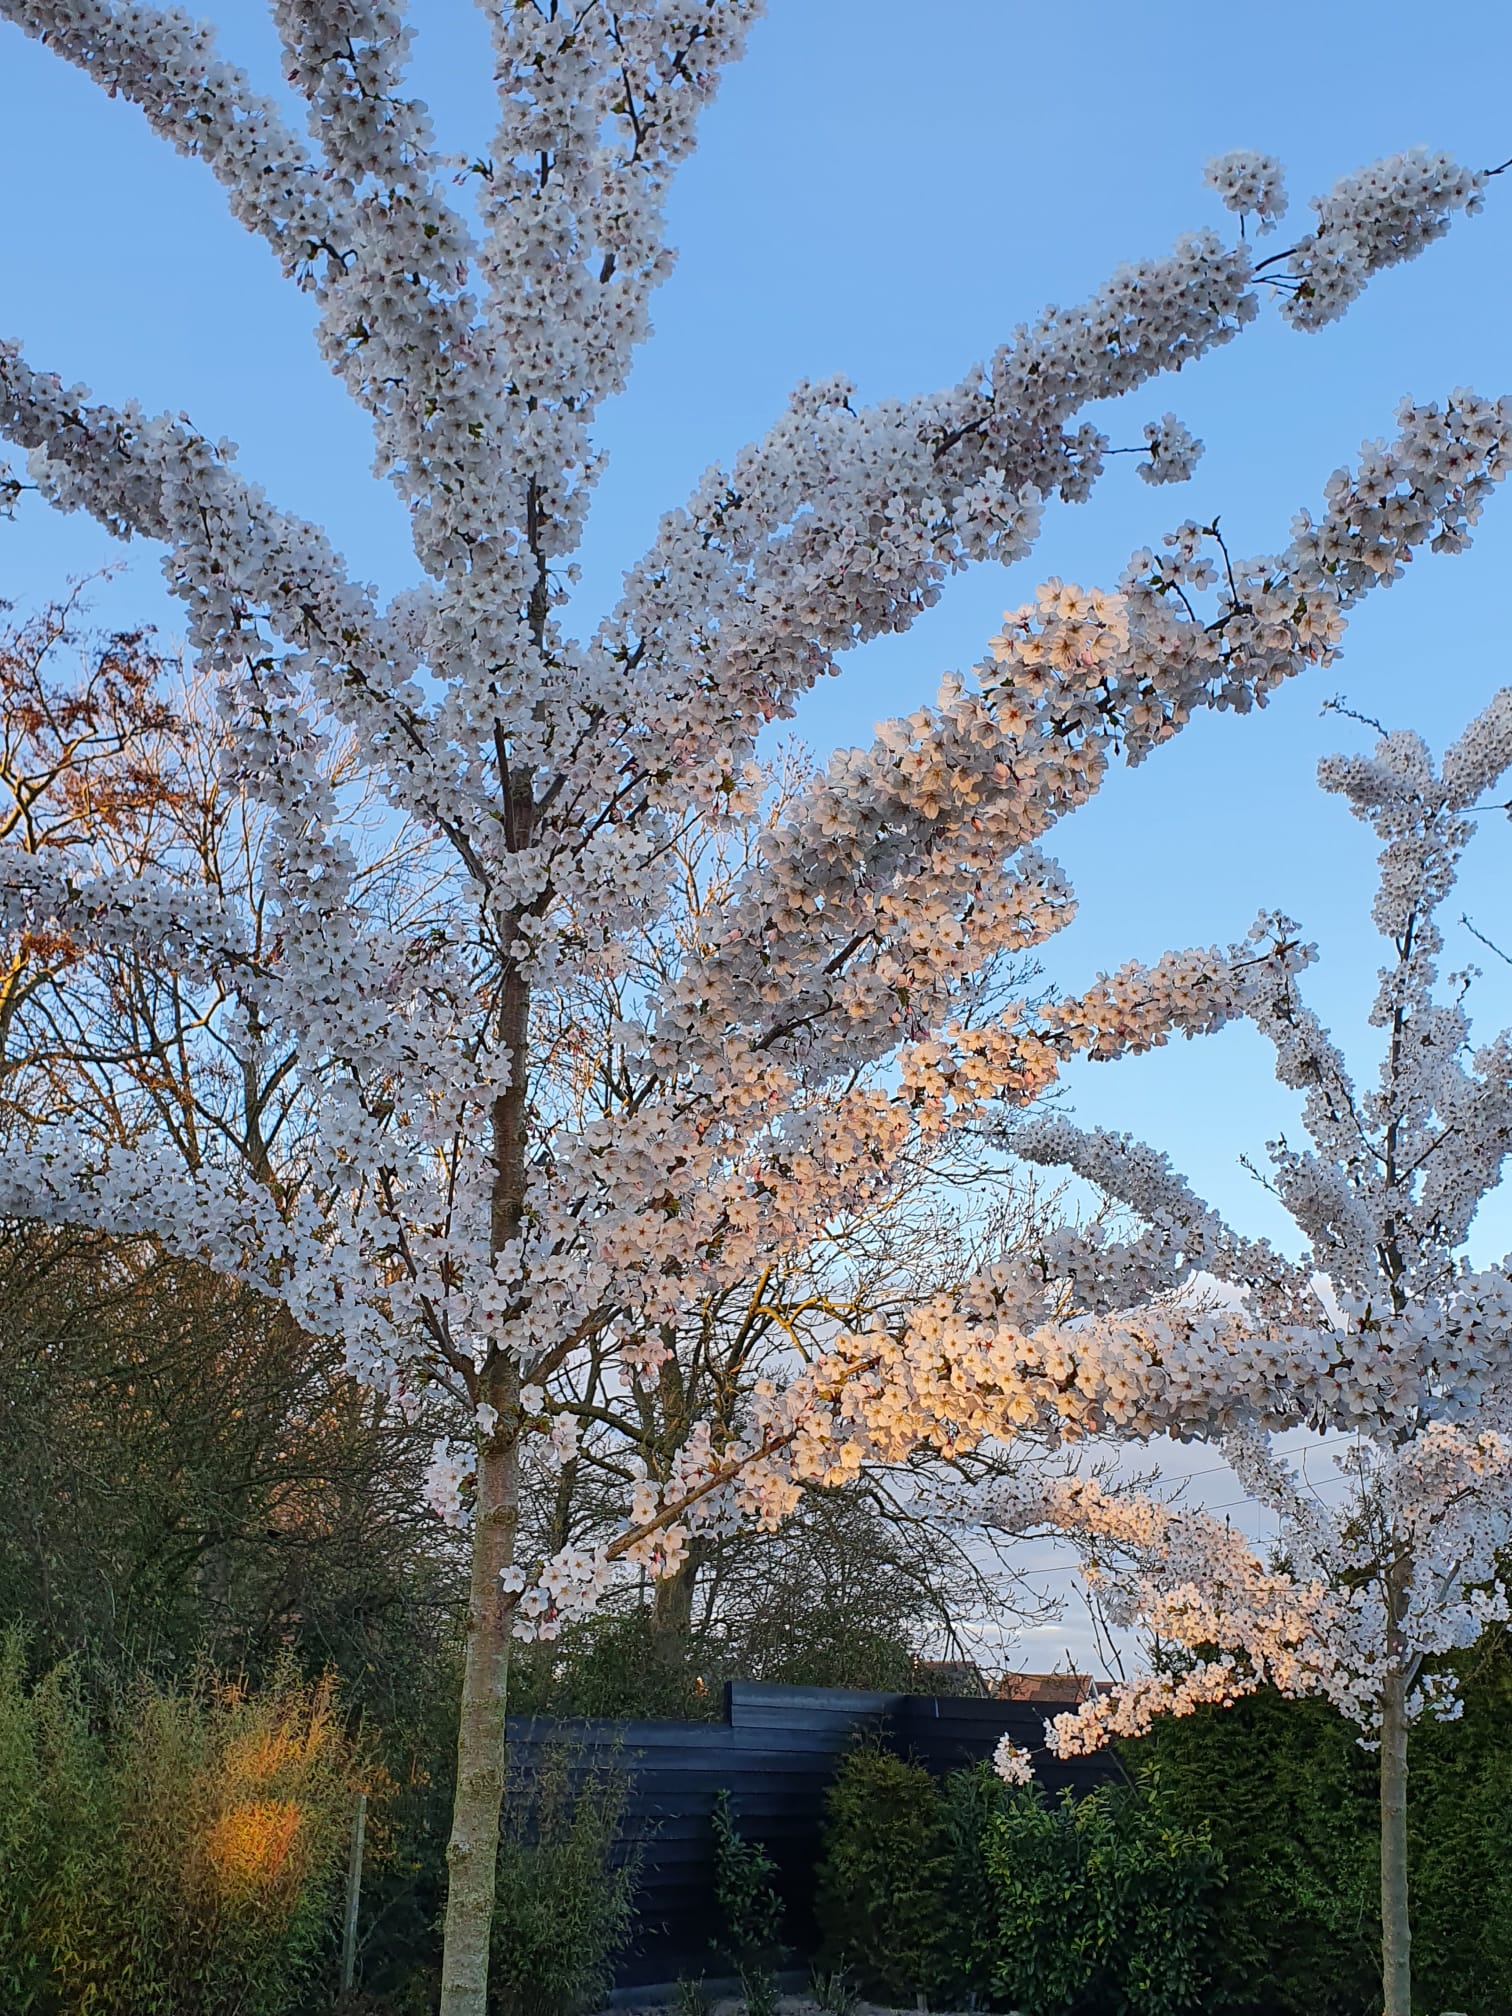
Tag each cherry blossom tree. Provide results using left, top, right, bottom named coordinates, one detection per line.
left=976, top=694, right=1512, bottom=2016
left=0, top=4, right=1508, bottom=2006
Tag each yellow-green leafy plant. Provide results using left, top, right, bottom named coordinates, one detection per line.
left=0, top=1642, right=363, bottom=2015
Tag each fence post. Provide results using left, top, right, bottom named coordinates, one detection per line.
left=341, top=1790, right=367, bottom=1995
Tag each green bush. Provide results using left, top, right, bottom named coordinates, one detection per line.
left=0, top=1636, right=360, bottom=2016
left=711, top=1787, right=787, bottom=2002
left=936, top=1762, right=1015, bottom=2003
left=488, top=1743, right=639, bottom=2016
left=1125, top=1693, right=1376, bottom=2016
left=983, top=1775, right=1221, bottom=2016
left=0, top=1636, right=111, bottom=2013
left=815, top=1743, right=1218, bottom=2015
left=1407, top=1644, right=1512, bottom=2015
left=814, top=1741, right=952, bottom=2001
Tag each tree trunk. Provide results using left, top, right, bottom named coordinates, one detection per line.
left=1379, top=1661, right=1411, bottom=2016
left=438, top=968, right=531, bottom=2016
left=438, top=1385, right=520, bottom=2016
left=649, top=1547, right=700, bottom=1670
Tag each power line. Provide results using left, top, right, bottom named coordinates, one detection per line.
left=1130, top=1431, right=1359, bottom=1489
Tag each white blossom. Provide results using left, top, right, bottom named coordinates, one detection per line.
left=1281, top=149, right=1486, bottom=332
left=993, top=1735, right=1036, bottom=1787
left=1205, top=149, right=1288, bottom=232
left=1137, top=412, right=1204, bottom=485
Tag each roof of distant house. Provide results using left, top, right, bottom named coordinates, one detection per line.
left=992, top=1670, right=1115, bottom=1704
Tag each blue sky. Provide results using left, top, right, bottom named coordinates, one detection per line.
left=3, top=0, right=1511, bottom=1279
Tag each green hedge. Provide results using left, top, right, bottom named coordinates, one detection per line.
left=1125, top=1644, right=1512, bottom=2016
left=815, top=1744, right=954, bottom=1999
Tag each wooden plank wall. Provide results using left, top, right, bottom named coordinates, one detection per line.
left=506, top=1681, right=1119, bottom=1989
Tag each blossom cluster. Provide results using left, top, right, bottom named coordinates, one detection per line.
left=985, top=392, right=1512, bottom=771
left=1204, top=149, right=1288, bottom=231
left=1137, top=413, right=1204, bottom=486
left=993, top=1736, right=1036, bottom=1787
left=1280, top=148, right=1486, bottom=331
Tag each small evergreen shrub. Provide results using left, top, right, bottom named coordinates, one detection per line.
left=711, top=1788, right=786, bottom=2006
left=671, top=1976, right=710, bottom=2016
left=814, top=1740, right=952, bottom=2001
left=810, top=1964, right=859, bottom=2016
left=488, top=1742, right=639, bottom=2016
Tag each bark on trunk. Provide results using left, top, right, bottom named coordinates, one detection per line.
left=1380, top=1661, right=1412, bottom=2016
left=438, top=1397, right=520, bottom=2016
left=438, top=966, right=532, bottom=2016
left=649, top=1549, right=699, bottom=1670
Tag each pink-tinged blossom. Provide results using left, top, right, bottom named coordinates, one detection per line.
left=1137, top=413, right=1204, bottom=486
left=1280, top=149, right=1487, bottom=331
left=993, top=1735, right=1036, bottom=1787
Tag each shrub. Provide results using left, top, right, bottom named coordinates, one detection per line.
left=1408, top=1643, right=1512, bottom=2016
left=984, top=1776, right=1221, bottom=2016
left=0, top=1640, right=360, bottom=2016
left=96, top=1664, right=357, bottom=2015
left=488, top=1743, right=639, bottom=2016
left=814, top=1741, right=952, bottom=2001
left=936, top=1761, right=1015, bottom=2003
left=814, top=1744, right=1219, bottom=2013
left=711, top=1788, right=787, bottom=2004
left=0, top=1634, right=111, bottom=2013
left=1126, top=1692, right=1376, bottom=2016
